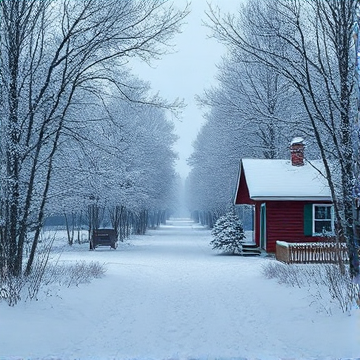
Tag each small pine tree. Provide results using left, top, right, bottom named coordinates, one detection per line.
left=210, top=209, right=246, bottom=254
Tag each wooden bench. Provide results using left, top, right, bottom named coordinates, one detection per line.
left=90, top=229, right=117, bottom=250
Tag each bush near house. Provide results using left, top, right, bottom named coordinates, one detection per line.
left=210, top=209, right=246, bottom=254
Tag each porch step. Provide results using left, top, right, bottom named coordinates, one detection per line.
left=241, top=243, right=262, bottom=256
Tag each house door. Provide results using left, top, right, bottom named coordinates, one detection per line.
left=260, top=203, right=266, bottom=250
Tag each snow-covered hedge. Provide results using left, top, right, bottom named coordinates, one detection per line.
left=262, top=261, right=359, bottom=314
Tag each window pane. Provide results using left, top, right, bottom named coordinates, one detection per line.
left=314, top=220, right=332, bottom=233
left=314, top=207, right=325, bottom=219
left=324, top=207, right=331, bottom=219
left=315, top=206, right=331, bottom=220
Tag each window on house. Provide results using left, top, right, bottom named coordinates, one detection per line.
left=313, top=205, right=333, bottom=234
left=304, top=204, right=334, bottom=236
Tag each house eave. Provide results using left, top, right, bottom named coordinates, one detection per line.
left=250, top=196, right=332, bottom=202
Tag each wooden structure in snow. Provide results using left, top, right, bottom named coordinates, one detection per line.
left=90, top=229, right=117, bottom=250
left=275, top=241, right=349, bottom=264
left=234, top=138, right=334, bottom=253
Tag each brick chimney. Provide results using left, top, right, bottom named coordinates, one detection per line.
left=290, top=137, right=305, bottom=166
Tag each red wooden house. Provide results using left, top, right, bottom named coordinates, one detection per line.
left=234, top=138, right=333, bottom=253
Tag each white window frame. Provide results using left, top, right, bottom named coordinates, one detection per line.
left=312, top=204, right=334, bottom=236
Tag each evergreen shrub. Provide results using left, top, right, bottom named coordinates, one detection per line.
left=210, top=208, right=246, bottom=254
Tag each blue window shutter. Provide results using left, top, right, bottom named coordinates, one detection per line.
left=304, top=204, right=313, bottom=236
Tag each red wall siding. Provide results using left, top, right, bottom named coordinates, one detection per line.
left=255, top=200, right=332, bottom=253
left=266, top=201, right=309, bottom=252
left=235, top=167, right=254, bottom=205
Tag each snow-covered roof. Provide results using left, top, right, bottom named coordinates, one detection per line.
left=241, top=158, right=332, bottom=201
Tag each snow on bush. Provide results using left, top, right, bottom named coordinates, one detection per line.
left=262, top=261, right=360, bottom=314
left=1, top=231, right=107, bottom=306
left=210, top=209, right=246, bottom=254
left=43, top=260, right=106, bottom=288
left=1, top=260, right=106, bottom=306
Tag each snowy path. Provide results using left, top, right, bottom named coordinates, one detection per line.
left=0, top=219, right=359, bottom=360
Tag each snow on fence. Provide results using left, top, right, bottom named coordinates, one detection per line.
left=275, top=241, right=349, bottom=264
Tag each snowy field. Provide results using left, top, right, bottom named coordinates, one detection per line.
left=0, top=219, right=359, bottom=360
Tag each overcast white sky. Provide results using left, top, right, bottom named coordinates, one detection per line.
left=130, top=0, right=242, bottom=179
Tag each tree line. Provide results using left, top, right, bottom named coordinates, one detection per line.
left=0, top=0, right=189, bottom=279
left=186, top=0, right=360, bottom=278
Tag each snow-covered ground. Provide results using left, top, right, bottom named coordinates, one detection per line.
left=0, top=219, right=359, bottom=360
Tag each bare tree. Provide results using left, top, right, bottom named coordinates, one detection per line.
left=199, top=55, right=304, bottom=159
